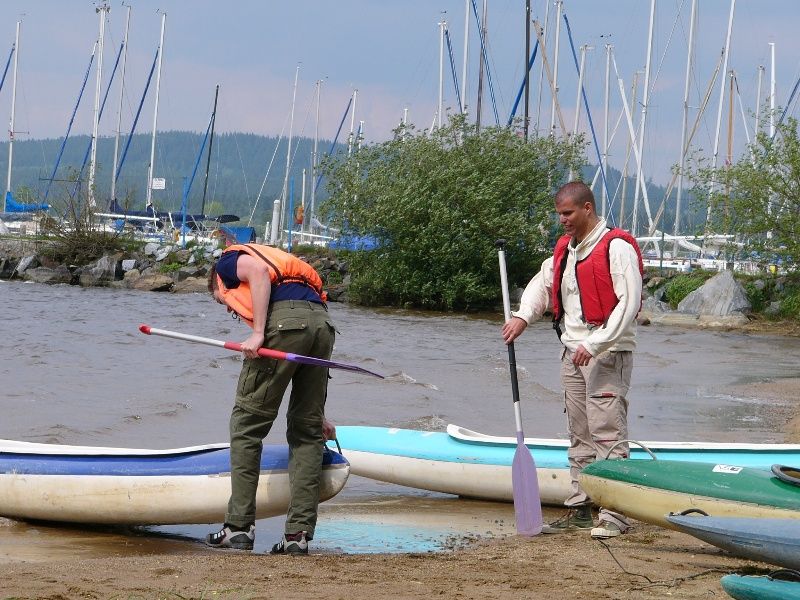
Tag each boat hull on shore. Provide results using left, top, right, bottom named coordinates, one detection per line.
left=666, top=514, right=800, bottom=570
left=580, top=459, right=800, bottom=528
left=721, top=574, right=800, bottom=600
left=0, top=439, right=350, bottom=525
left=331, top=425, right=800, bottom=505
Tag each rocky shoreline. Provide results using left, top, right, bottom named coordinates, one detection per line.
left=2, top=236, right=799, bottom=335
left=0, top=238, right=350, bottom=301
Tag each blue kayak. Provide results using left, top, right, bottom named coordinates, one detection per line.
left=667, top=514, right=800, bottom=570
left=721, top=574, right=800, bottom=600
left=0, top=439, right=350, bottom=525
left=328, top=424, right=800, bottom=505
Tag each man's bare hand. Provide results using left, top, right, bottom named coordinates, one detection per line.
left=501, top=316, right=528, bottom=344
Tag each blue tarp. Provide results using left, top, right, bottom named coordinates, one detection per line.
left=220, top=226, right=256, bottom=244
left=328, top=235, right=380, bottom=251
left=5, top=191, right=49, bottom=213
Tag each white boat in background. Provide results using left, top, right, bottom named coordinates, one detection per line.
left=0, top=439, right=349, bottom=525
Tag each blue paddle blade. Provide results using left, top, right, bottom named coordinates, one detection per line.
left=512, top=442, right=543, bottom=536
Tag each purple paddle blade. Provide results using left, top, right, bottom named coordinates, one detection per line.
left=512, top=437, right=544, bottom=536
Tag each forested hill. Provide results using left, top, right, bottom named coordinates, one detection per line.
left=0, top=131, right=338, bottom=228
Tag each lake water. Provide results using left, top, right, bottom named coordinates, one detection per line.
left=2, top=280, right=799, bottom=558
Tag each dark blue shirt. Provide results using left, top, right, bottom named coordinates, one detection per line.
left=216, top=251, right=324, bottom=304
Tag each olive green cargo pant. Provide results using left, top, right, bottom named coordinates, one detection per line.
left=225, top=300, right=335, bottom=539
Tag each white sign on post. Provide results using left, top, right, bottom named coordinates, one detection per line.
left=151, top=177, right=166, bottom=190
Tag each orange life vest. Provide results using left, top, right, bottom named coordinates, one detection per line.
left=551, top=228, right=644, bottom=328
left=216, top=243, right=327, bottom=328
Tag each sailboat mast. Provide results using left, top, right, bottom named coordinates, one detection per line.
left=769, top=42, right=775, bottom=137
left=347, top=88, right=357, bottom=156
left=279, top=65, right=300, bottom=240
left=631, top=0, right=655, bottom=238
left=754, top=65, right=764, bottom=140
left=705, top=0, right=735, bottom=229
left=111, top=3, right=131, bottom=203
left=438, top=17, right=445, bottom=129
left=475, top=0, right=487, bottom=130
left=601, top=43, right=611, bottom=218
left=200, top=84, right=219, bottom=216
left=549, top=0, right=563, bottom=136
left=461, top=0, right=469, bottom=115
left=309, top=79, right=321, bottom=235
left=88, top=2, right=109, bottom=207
left=523, top=0, right=530, bottom=138
left=673, top=0, right=697, bottom=246
left=146, top=11, right=166, bottom=209
left=4, top=20, right=19, bottom=210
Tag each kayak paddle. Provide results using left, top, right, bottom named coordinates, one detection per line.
left=496, top=239, right=543, bottom=536
left=139, top=324, right=385, bottom=379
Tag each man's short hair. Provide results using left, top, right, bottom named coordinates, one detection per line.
left=555, top=181, right=595, bottom=210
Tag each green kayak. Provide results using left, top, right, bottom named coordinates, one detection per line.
left=579, top=459, right=800, bottom=528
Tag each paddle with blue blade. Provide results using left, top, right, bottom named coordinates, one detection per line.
left=139, top=324, right=384, bottom=379
left=496, top=239, right=543, bottom=536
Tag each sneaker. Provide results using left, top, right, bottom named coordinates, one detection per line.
left=591, top=520, right=623, bottom=539
left=270, top=531, right=309, bottom=555
left=205, top=524, right=255, bottom=550
left=541, top=506, right=594, bottom=534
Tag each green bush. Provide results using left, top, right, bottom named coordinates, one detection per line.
left=780, top=288, right=800, bottom=319
left=320, top=115, right=584, bottom=310
left=159, top=262, right=182, bottom=274
left=663, top=273, right=710, bottom=308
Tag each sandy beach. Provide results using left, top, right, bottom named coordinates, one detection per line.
left=2, top=373, right=798, bottom=600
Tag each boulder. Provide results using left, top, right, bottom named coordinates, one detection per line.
left=16, top=255, right=39, bottom=274
left=78, top=254, right=122, bottom=287
left=0, top=257, right=17, bottom=279
left=677, top=270, right=751, bottom=316
left=172, top=277, right=208, bottom=294
left=129, top=273, right=174, bottom=292
left=23, top=265, right=73, bottom=285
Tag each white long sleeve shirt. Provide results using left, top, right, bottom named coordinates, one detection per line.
left=511, top=219, right=642, bottom=356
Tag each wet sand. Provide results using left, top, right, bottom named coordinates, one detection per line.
left=2, top=375, right=798, bottom=600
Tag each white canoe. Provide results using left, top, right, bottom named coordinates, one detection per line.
left=0, top=439, right=350, bottom=525
left=330, top=425, right=800, bottom=506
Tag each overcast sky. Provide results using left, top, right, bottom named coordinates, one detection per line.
left=0, top=1, right=797, bottom=187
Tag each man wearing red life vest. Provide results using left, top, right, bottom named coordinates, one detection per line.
left=204, top=243, right=336, bottom=555
left=502, top=181, right=644, bottom=539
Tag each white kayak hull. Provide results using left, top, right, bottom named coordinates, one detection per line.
left=0, top=439, right=350, bottom=525
left=331, top=425, right=800, bottom=506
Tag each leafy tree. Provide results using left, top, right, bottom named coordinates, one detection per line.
left=320, top=116, right=584, bottom=310
left=686, top=117, right=800, bottom=268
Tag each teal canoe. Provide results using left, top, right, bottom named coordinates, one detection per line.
left=580, top=459, right=800, bottom=527
left=721, top=574, right=800, bottom=600
left=330, top=425, right=800, bottom=506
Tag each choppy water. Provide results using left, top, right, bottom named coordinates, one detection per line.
left=2, top=280, right=799, bottom=559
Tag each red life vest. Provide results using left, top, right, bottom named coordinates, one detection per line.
left=551, top=228, right=644, bottom=327
left=216, top=243, right=327, bottom=328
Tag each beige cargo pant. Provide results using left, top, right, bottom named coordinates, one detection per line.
left=561, top=347, right=632, bottom=530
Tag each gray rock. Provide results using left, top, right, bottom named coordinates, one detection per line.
left=16, top=255, right=39, bottom=273
left=143, top=242, right=160, bottom=256
left=642, top=295, right=670, bottom=313
left=130, top=273, right=174, bottom=292
left=121, top=259, right=137, bottom=272
left=23, top=265, right=73, bottom=285
left=677, top=270, right=751, bottom=316
left=172, top=277, right=208, bottom=294
left=154, top=246, right=171, bottom=262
